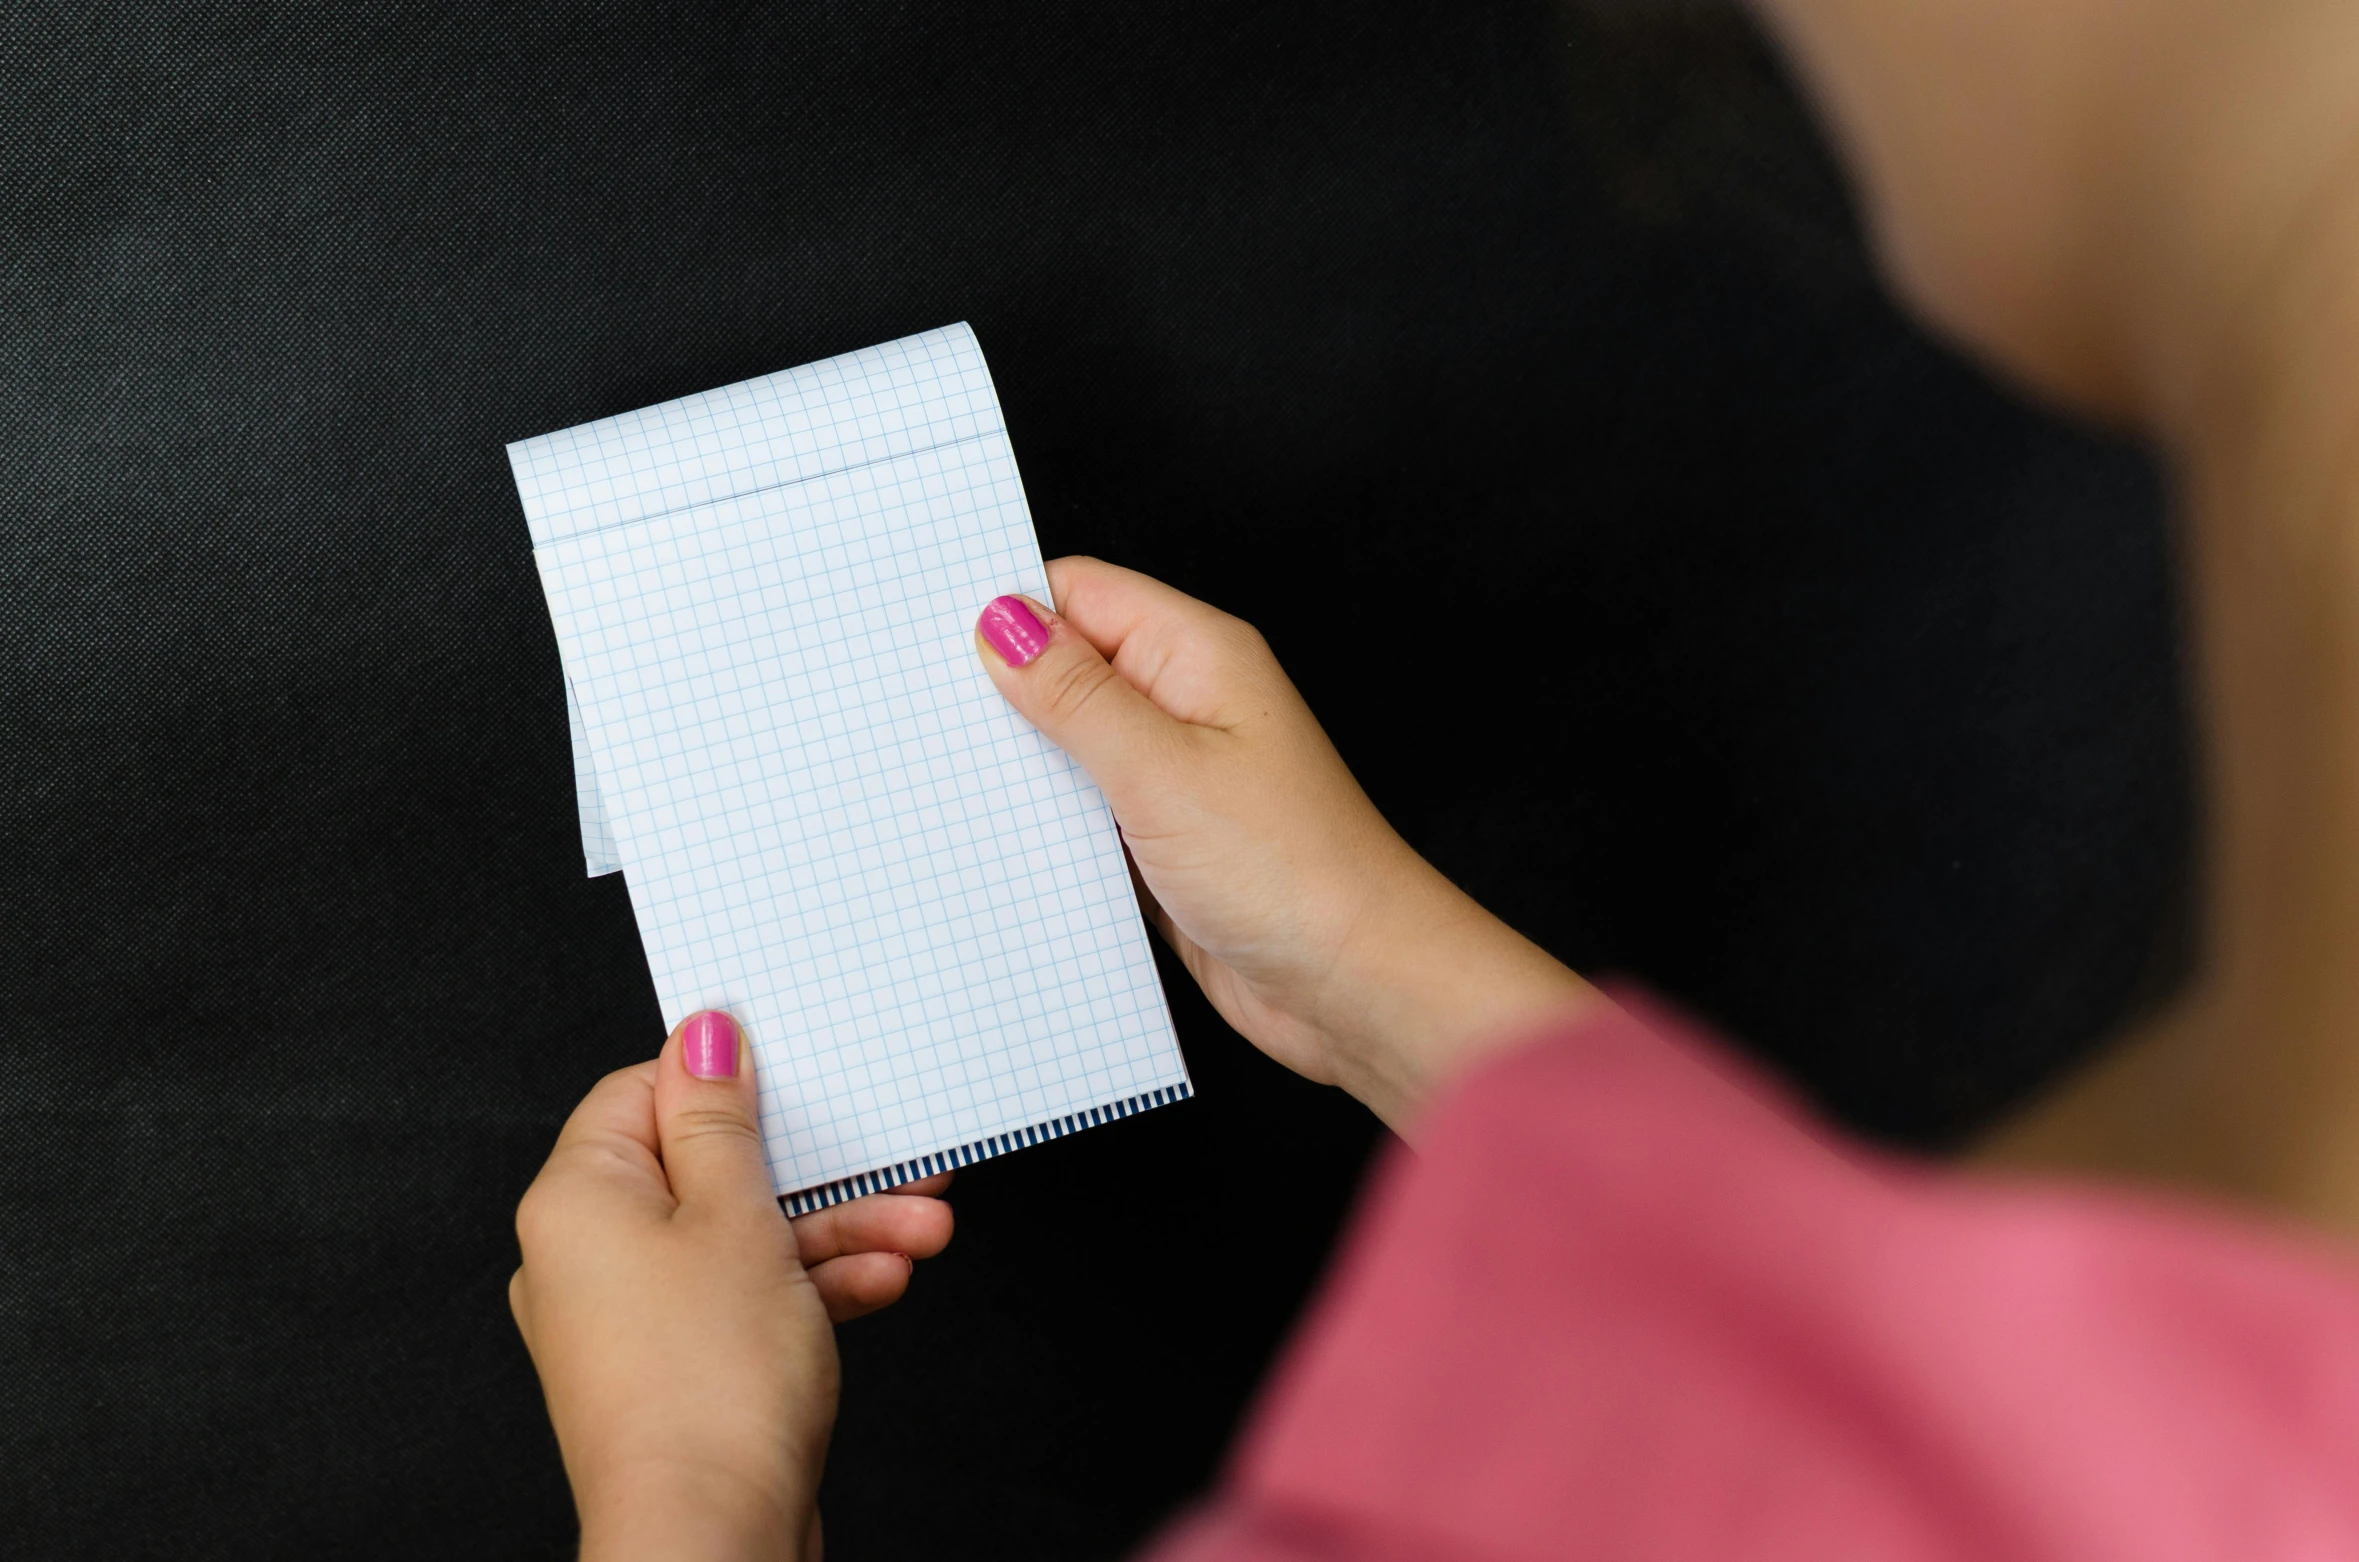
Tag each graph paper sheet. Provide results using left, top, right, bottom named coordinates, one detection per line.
left=509, top=324, right=1190, bottom=1212
left=564, top=673, right=622, bottom=877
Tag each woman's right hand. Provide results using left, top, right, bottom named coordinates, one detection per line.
left=974, top=558, right=1598, bottom=1133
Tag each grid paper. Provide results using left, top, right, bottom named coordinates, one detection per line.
left=509, top=324, right=1191, bottom=1208
left=565, top=673, right=622, bottom=877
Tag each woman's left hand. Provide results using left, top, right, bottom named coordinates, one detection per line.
left=510, top=1011, right=953, bottom=1562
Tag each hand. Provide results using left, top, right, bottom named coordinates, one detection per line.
left=975, top=560, right=1599, bottom=1132
left=510, top=1011, right=953, bottom=1562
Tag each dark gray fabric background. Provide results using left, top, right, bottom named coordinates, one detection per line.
left=1, top=2, right=2189, bottom=1557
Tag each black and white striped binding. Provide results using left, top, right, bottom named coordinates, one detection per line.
left=779, top=1081, right=1195, bottom=1216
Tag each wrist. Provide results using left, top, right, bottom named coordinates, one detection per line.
left=575, top=1456, right=814, bottom=1562
left=1316, top=852, right=1600, bottom=1134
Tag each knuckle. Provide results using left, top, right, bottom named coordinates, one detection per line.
left=1036, top=652, right=1116, bottom=725
left=1046, top=552, right=1103, bottom=591
left=1215, top=615, right=1275, bottom=668
left=513, top=1182, right=559, bottom=1252
left=574, top=1063, right=650, bottom=1117
left=666, top=1104, right=761, bottom=1146
left=513, top=1159, right=605, bottom=1253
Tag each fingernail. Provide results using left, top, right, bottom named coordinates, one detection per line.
left=683, top=1011, right=739, bottom=1079
left=897, top=1253, right=913, bottom=1276
left=977, top=595, right=1050, bottom=668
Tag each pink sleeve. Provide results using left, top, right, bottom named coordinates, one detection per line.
left=1144, top=992, right=2359, bottom=1562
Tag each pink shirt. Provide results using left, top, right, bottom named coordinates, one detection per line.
left=1149, top=993, right=2359, bottom=1561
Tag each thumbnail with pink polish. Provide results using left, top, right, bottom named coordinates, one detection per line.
left=683, top=1010, right=738, bottom=1079
left=978, top=595, right=1050, bottom=668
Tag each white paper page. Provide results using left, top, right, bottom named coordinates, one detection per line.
left=509, top=325, right=1190, bottom=1211
left=565, top=674, right=622, bottom=877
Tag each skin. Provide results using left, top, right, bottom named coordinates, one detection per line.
left=512, top=1, right=2359, bottom=1552
left=1745, top=0, right=2359, bottom=1227
left=510, top=1024, right=951, bottom=1562
left=512, top=560, right=1598, bottom=1559
left=969, top=560, right=1600, bottom=1135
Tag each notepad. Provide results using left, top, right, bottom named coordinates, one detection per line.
left=509, top=324, right=1191, bottom=1213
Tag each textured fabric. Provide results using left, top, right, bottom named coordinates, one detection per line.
left=2, top=2, right=2186, bottom=1557
left=1150, top=998, right=2359, bottom=1561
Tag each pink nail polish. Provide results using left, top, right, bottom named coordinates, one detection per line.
left=977, top=595, right=1050, bottom=668
left=683, top=1011, right=738, bottom=1079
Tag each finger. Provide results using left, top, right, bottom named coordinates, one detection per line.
left=897, top=1170, right=954, bottom=1198
left=521, top=1062, right=669, bottom=1231
left=651, top=1009, right=776, bottom=1215
left=807, top=1251, right=916, bottom=1323
left=1045, top=556, right=1279, bottom=728
left=975, top=592, right=1194, bottom=801
left=548, top=1060, right=662, bottom=1165
left=790, top=1192, right=955, bottom=1265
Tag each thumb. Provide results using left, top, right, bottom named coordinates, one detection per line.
left=975, top=593, right=1185, bottom=800
left=653, top=1009, right=777, bottom=1215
